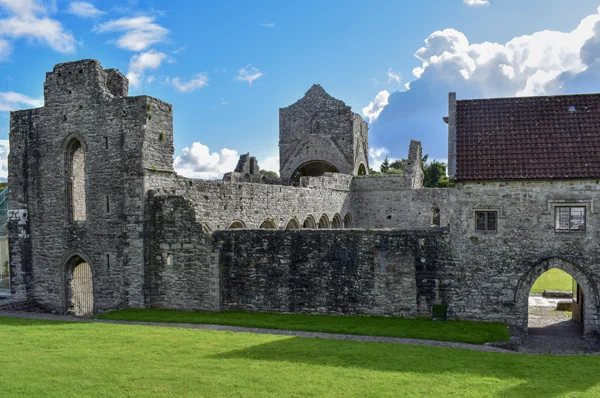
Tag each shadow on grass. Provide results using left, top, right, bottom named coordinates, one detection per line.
left=211, top=337, right=600, bottom=397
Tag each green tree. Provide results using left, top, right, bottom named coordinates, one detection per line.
left=380, top=156, right=390, bottom=173
left=259, top=170, right=279, bottom=178
left=388, top=159, right=406, bottom=173
left=423, top=160, right=447, bottom=188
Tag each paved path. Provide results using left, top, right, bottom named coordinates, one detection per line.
left=0, top=310, right=516, bottom=354
left=528, top=295, right=569, bottom=307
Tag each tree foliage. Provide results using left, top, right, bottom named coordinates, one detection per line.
left=259, top=170, right=279, bottom=178
left=379, top=156, right=390, bottom=173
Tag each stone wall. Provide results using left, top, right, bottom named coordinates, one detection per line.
left=446, top=180, right=600, bottom=334
left=215, top=228, right=453, bottom=316
left=8, top=60, right=173, bottom=312
left=146, top=171, right=353, bottom=231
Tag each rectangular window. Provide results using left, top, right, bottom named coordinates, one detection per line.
left=106, top=253, right=110, bottom=270
left=106, top=196, right=110, bottom=213
left=104, top=137, right=108, bottom=149
left=475, top=211, right=497, bottom=231
left=555, top=206, right=586, bottom=233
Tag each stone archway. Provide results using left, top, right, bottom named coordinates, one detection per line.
left=515, top=258, right=598, bottom=335
left=63, top=254, right=95, bottom=317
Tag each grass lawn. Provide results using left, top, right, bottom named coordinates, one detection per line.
left=2, top=316, right=600, bottom=397
left=96, top=309, right=509, bottom=345
left=530, top=268, right=573, bottom=293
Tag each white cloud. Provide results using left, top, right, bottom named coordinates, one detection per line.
left=362, top=90, right=389, bottom=123
left=221, top=99, right=228, bottom=105
left=260, top=155, right=279, bottom=174
left=368, top=147, right=390, bottom=172
left=126, top=49, right=168, bottom=88
left=0, top=39, right=11, bottom=61
left=0, top=0, right=76, bottom=54
left=95, top=16, right=169, bottom=51
left=387, top=68, right=402, bottom=84
left=0, top=139, right=8, bottom=181
left=0, top=91, right=43, bottom=111
left=261, top=21, right=274, bottom=28
left=67, top=2, right=105, bottom=18
left=235, top=65, right=263, bottom=85
left=464, top=0, right=490, bottom=6
left=171, top=73, right=209, bottom=92
left=174, top=142, right=238, bottom=179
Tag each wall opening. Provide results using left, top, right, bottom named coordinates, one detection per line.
left=431, top=207, right=440, bottom=227
left=516, top=258, right=597, bottom=336
left=228, top=220, right=247, bottom=229
left=259, top=219, right=277, bottom=229
left=318, top=214, right=329, bottom=229
left=528, top=268, right=581, bottom=336
left=66, top=138, right=87, bottom=222
left=303, top=215, right=316, bottom=229
left=343, top=213, right=352, bottom=228
left=357, top=163, right=367, bottom=176
left=285, top=218, right=300, bottom=230
left=290, top=161, right=338, bottom=185
left=331, top=214, right=342, bottom=229
left=243, top=173, right=251, bottom=182
left=64, top=255, right=94, bottom=317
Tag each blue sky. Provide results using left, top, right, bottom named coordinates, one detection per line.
left=1, top=0, right=600, bottom=178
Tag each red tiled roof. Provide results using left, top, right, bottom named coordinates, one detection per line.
left=455, top=93, right=600, bottom=181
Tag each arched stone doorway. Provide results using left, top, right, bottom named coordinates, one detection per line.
left=357, top=163, right=367, bottom=175
left=515, top=258, right=598, bottom=335
left=64, top=255, right=94, bottom=317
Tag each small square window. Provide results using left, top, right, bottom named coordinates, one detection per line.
left=555, top=206, right=585, bottom=233
left=475, top=211, right=497, bottom=232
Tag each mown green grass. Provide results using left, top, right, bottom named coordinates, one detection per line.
left=2, top=316, right=600, bottom=397
left=96, top=308, right=509, bottom=345
left=530, top=268, right=573, bottom=293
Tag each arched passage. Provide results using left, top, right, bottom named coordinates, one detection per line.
left=63, top=255, right=94, bottom=317
left=290, top=161, right=339, bottom=185
left=65, top=137, right=87, bottom=222
left=331, top=214, right=342, bottom=229
left=285, top=218, right=300, bottom=230
left=357, top=163, right=367, bottom=175
left=515, top=258, right=598, bottom=336
left=318, top=214, right=329, bottom=229
left=228, top=220, right=246, bottom=229
left=259, top=219, right=277, bottom=229
left=303, top=215, right=316, bottom=229
left=343, top=213, right=352, bottom=228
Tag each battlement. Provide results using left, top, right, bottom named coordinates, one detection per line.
left=43, top=59, right=128, bottom=107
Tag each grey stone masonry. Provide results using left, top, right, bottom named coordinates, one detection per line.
left=8, top=59, right=600, bottom=339
left=279, top=84, right=369, bottom=183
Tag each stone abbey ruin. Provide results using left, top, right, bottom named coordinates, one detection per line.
left=6, top=59, right=600, bottom=336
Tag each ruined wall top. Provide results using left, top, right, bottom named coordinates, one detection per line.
left=43, top=59, right=129, bottom=107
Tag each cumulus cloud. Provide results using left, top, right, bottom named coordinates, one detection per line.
left=367, top=7, right=600, bottom=161
left=0, top=0, right=76, bottom=54
left=171, top=74, right=209, bottom=92
left=126, top=49, right=168, bottom=88
left=95, top=16, right=169, bottom=51
left=67, top=2, right=105, bottom=18
left=235, top=65, right=263, bottom=85
left=0, top=91, right=43, bottom=111
left=464, top=0, right=490, bottom=6
left=174, top=142, right=239, bottom=179
left=260, top=155, right=279, bottom=174
left=362, top=90, right=389, bottom=123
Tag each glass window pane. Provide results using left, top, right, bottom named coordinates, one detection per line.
left=570, top=207, right=585, bottom=231
left=487, top=212, right=497, bottom=231
left=555, top=207, right=570, bottom=231
left=476, top=212, right=486, bottom=231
